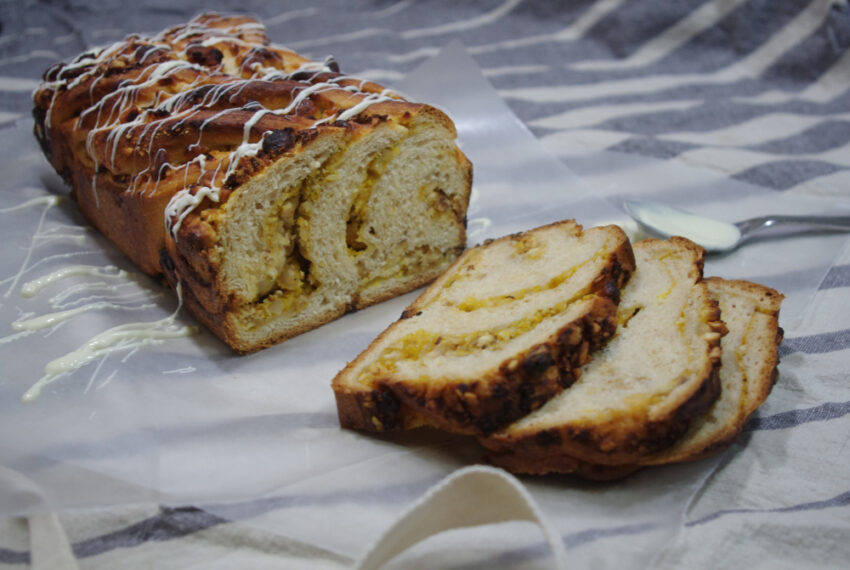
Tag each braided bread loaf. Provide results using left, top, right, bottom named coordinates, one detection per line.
left=33, top=14, right=472, bottom=352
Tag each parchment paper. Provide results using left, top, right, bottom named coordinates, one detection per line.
left=1, top=42, right=847, bottom=567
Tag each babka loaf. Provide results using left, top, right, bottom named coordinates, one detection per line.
left=482, top=275, right=783, bottom=479
left=32, top=13, right=472, bottom=352
left=332, top=220, right=636, bottom=435
left=480, top=237, right=727, bottom=468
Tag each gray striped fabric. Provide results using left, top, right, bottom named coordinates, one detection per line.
left=1, top=1, right=848, bottom=568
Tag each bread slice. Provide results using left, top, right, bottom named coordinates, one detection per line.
left=482, top=276, right=784, bottom=479
left=635, top=277, right=784, bottom=466
left=480, top=237, right=726, bottom=468
left=32, top=14, right=471, bottom=353
left=332, top=220, right=636, bottom=435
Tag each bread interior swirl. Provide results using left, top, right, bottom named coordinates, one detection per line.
left=209, top=113, right=470, bottom=347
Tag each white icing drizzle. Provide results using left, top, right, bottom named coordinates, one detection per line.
left=164, top=184, right=221, bottom=236
left=91, top=369, right=119, bottom=395
left=12, top=300, right=155, bottom=331
left=47, top=283, right=155, bottom=309
left=2, top=227, right=174, bottom=399
left=328, top=88, right=394, bottom=123
left=162, top=366, right=197, bottom=374
left=33, top=225, right=87, bottom=246
left=3, top=184, right=204, bottom=407
left=162, top=77, right=394, bottom=238
left=466, top=217, right=493, bottom=240
left=22, top=284, right=198, bottom=403
left=0, top=195, right=59, bottom=213
left=0, top=330, right=34, bottom=347
left=199, top=35, right=252, bottom=48
left=21, top=264, right=126, bottom=297
left=0, top=250, right=97, bottom=292
left=6, top=256, right=159, bottom=353
left=1, top=195, right=62, bottom=298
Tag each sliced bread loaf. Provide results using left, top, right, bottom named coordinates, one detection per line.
left=34, top=13, right=472, bottom=353
left=480, top=237, right=727, bottom=468
left=332, top=220, right=636, bottom=435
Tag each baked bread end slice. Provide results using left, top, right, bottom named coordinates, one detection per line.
left=486, top=276, right=784, bottom=480
left=639, top=276, right=784, bottom=465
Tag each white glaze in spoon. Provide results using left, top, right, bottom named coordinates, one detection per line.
left=623, top=200, right=740, bottom=251
left=623, top=199, right=850, bottom=253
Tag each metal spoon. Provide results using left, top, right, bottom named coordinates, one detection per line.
left=622, top=199, right=850, bottom=253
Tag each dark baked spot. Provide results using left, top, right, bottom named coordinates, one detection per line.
left=241, top=47, right=283, bottom=70
left=373, top=389, right=403, bottom=430
left=287, top=70, right=331, bottom=82
left=186, top=45, right=224, bottom=67
left=535, top=429, right=562, bottom=447
left=261, top=128, right=296, bottom=156
left=159, top=249, right=176, bottom=273
left=602, top=278, right=620, bottom=303
left=134, top=44, right=166, bottom=64
left=522, top=348, right=554, bottom=377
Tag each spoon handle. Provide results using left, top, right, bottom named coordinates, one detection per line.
left=735, top=215, right=850, bottom=235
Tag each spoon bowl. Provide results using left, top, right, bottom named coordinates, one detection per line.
left=622, top=200, right=850, bottom=253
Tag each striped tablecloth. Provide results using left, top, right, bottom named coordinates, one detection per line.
left=1, top=1, right=848, bottom=568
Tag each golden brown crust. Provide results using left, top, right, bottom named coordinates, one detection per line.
left=482, top=352, right=722, bottom=473
left=486, top=448, right=642, bottom=480
left=670, top=277, right=783, bottom=461
left=334, top=378, right=427, bottom=433
left=656, top=277, right=783, bottom=461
